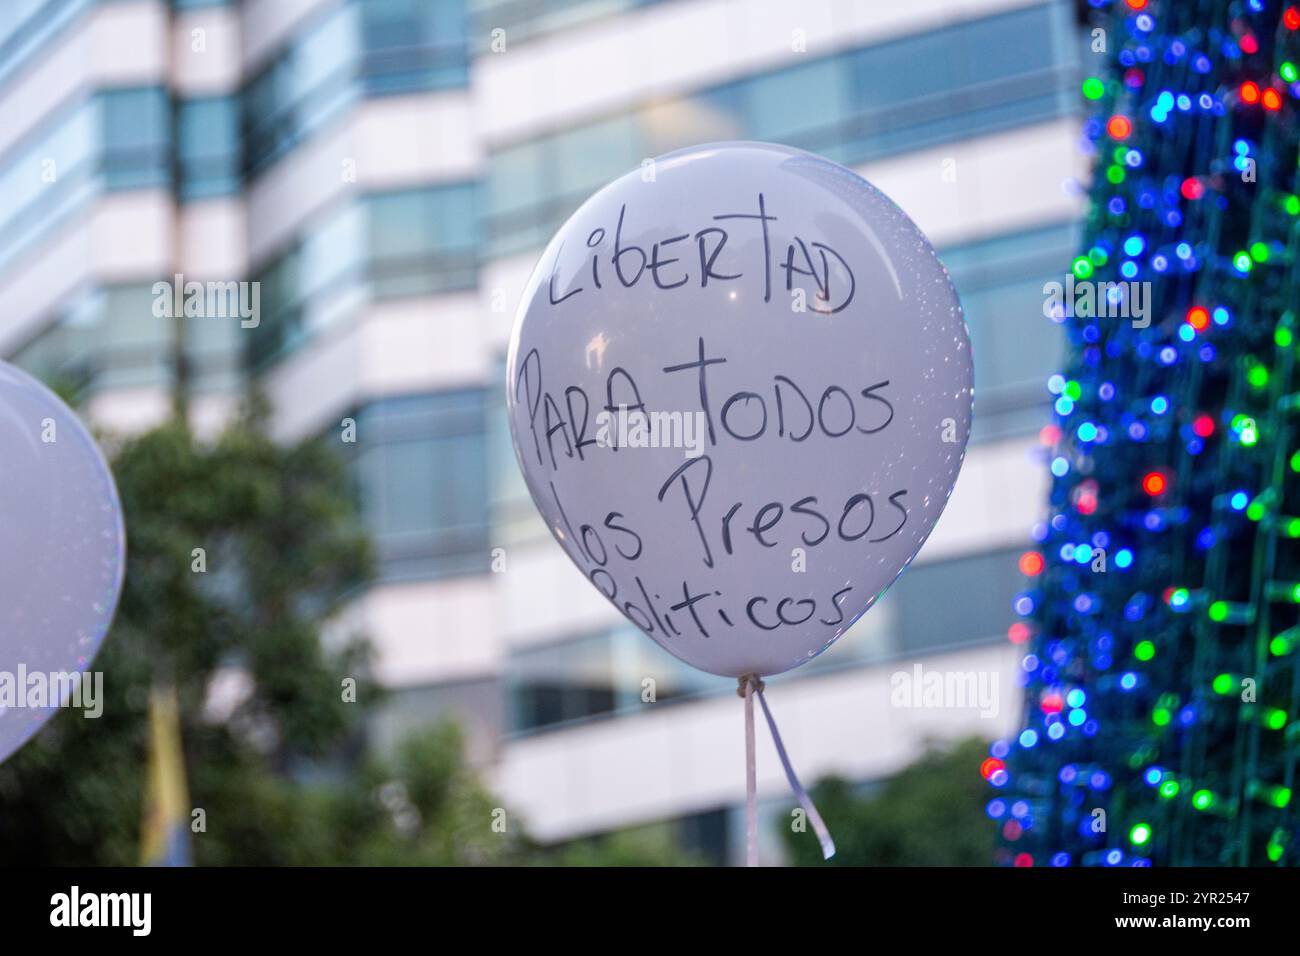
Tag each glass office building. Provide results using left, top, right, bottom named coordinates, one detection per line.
left=0, top=0, right=1082, bottom=862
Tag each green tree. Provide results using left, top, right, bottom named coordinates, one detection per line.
left=344, top=723, right=532, bottom=866
left=0, top=408, right=697, bottom=866
left=781, top=737, right=994, bottom=866
left=0, top=409, right=373, bottom=864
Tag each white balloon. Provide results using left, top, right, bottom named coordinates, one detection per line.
left=0, top=361, right=125, bottom=762
left=507, top=142, right=972, bottom=677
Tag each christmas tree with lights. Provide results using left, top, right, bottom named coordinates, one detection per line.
left=990, top=0, right=1300, bottom=866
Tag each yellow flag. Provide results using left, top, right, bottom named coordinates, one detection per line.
left=140, top=683, right=192, bottom=866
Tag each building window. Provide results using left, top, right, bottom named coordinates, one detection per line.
left=177, top=96, right=242, bottom=198
left=249, top=182, right=478, bottom=371
left=344, top=390, right=491, bottom=583
left=243, top=0, right=469, bottom=176
left=485, top=2, right=1076, bottom=255
left=500, top=548, right=1021, bottom=736
left=0, top=0, right=88, bottom=89
left=468, top=0, right=668, bottom=49
left=10, top=283, right=241, bottom=399
left=243, top=4, right=361, bottom=175
left=888, top=548, right=1025, bottom=656
left=938, top=221, right=1076, bottom=442
left=100, top=87, right=173, bottom=189
left=504, top=625, right=729, bottom=734
left=0, top=88, right=171, bottom=276
left=367, top=183, right=477, bottom=297
left=361, top=0, right=470, bottom=94
left=0, top=0, right=66, bottom=48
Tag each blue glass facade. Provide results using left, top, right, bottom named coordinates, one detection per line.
left=1, top=0, right=1076, bottom=730
left=243, top=0, right=469, bottom=176
left=0, top=87, right=171, bottom=277
left=0, top=0, right=91, bottom=88
left=249, top=181, right=478, bottom=370
left=469, top=0, right=670, bottom=48
left=504, top=546, right=1027, bottom=734
left=344, top=389, right=491, bottom=583
left=487, top=2, right=1077, bottom=254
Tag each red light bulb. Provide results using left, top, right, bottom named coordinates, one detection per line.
left=1019, top=551, right=1045, bottom=576
left=1143, top=471, right=1168, bottom=496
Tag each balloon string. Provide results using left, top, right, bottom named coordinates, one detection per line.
left=744, top=678, right=758, bottom=866
left=740, top=675, right=837, bottom=862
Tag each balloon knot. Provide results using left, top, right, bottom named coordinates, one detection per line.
left=736, top=674, right=766, bottom=698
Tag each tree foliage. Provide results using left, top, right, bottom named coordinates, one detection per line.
left=781, top=737, right=994, bottom=866
left=0, top=411, right=373, bottom=863
left=0, top=410, right=694, bottom=866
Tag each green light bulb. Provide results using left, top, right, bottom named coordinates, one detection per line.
left=1129, top=823, right=1151, bottom=845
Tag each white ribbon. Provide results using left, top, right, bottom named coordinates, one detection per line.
left=741, top=675, right=837, bottom=864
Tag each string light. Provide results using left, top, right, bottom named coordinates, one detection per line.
left=992, top=0, right=1300, bottom=867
